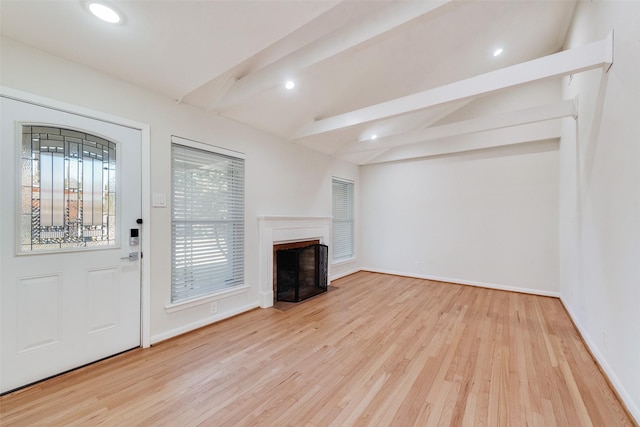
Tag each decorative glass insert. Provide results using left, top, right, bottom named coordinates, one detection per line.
left=19, top=125, right=117, bottom=253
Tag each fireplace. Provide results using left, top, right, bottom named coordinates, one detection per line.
left=258, top=216, right=332, bottom=308
left=276, top=243, right=328, bottom=302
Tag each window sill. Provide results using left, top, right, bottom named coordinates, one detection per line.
left=332, top=257, right=357, bottom=267
left=165, top=285, right=249, bottom=313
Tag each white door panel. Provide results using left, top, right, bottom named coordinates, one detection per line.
left=1, top=96, right=141, bottom=393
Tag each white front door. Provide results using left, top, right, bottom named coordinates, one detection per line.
left=0, top=96, right=142, bottom=393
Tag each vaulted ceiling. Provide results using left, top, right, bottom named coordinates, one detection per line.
left=2, top=0, right=597, bottom=165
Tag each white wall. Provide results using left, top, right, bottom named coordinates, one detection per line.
left=559, top=1, right=640, bottom=421
left=360, top=81, right=562, bottom=294
left=0, top=37, right=359, bottom=343
left=361, top=137, right=559, bottom=294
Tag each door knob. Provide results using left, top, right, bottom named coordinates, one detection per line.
left=121, top=252, right=139, bottom=261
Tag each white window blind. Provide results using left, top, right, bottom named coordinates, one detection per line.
left=332, top=178, right=354, bottom=262
left=171, top=142, right=244, bottom=303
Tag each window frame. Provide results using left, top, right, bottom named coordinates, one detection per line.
left=169, top=136, right=246, bottom=306
left=332, top=177, right=355, bottom=263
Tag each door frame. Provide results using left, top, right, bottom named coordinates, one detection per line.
left=1, top=86, right=152, bottom=348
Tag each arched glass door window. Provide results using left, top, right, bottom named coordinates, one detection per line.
left=19, top=125, right=117, bottom=253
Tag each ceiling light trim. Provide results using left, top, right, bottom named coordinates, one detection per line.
left=88, top=2, right=122, bottom=24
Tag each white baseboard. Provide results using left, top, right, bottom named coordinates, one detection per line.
left=559, top=297, right=640, bottom=424
left=361, top=267, right=561, bottom=298
left=259, top=290, right=274, bottom=308
left=330, top=267, right=361, bottom=281
left=150, top=302, right=260, bottom=345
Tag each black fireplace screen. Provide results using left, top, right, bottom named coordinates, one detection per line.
left=276, top=244, right=328, bottom=302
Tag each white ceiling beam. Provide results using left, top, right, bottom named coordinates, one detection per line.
left=354, top=121, right=562, bottom=165
left=338, top=148, right=393, bottom=166
left=294, top=31, right=613, bottom=139
left=339, top=99, right=576, bottom=155
left=214, top=1, right=454, bottom=109
left=339, top=99, right=473, bottom=158
left=206, top=76, right=237, bottom=111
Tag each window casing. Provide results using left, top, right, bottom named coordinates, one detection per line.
left=332, top=178, right=354, bottom=262
left=171, top=139, right=245, bottom=304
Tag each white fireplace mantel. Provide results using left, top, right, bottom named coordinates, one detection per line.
left=258, top=216, right=332, bottom=308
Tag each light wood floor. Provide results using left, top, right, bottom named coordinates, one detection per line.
left=0, top=272, right=635, bottom=426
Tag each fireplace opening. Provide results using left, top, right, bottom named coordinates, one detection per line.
left=276, top=243, right=328, bottom=302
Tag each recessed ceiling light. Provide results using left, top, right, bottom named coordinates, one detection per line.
left=493, top=48, right=504, bottom=57
left=89, top=3, right=121, bottom=24
left=285, top=81, right=295, bottom=90
left=371, top=134, right=378, bottom=140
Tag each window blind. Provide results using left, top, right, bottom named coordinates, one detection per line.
left=171, top=143, right=244, bottom=303
left=332, top=178, right=354, bottom=261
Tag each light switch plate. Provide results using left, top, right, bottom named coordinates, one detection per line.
left=152, top=193, right=167, bottom=207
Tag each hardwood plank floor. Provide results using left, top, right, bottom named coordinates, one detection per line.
left=0, top=272, right=635, bottom=426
